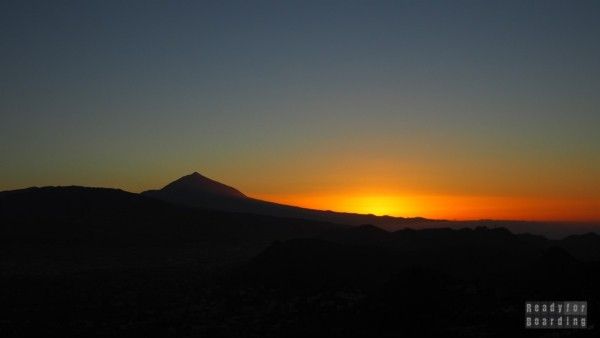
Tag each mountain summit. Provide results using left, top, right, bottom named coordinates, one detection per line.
left=161, top=172, right=246, bottom=198
left=141, top=172, right=599, bottom=236
left=141, top=172, right=249, bottom=210
left=141, top=172, right=427, bottom=229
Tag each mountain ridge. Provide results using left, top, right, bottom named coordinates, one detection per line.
left=141, top=172, right=436, bottom=231
left=141, top=172, right=600, bottom=237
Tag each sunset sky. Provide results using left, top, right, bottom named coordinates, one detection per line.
left=2, top=1, right=599, bottom=221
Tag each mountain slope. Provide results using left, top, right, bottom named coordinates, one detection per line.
left=0, top=186, right=346, bottom=270
left=142, top=173, right=433, bottom=230
left=142, top=172, right=600, bottom=237
left=156, top=171, right=246, bottom=198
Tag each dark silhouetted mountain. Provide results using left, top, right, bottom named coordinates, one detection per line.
left=422, top=219, right=600, bottom=239
left=4, top=185, right=599, bottom=268
left=323, top=225, right=544, bottom=254
left=4, top=186, right=600, bottom=338
left=162, top=171, right=246, bottom=197
left=0, top=186, right=345, bottom=270
left=249, top=226, right=546, bottom=285
left=555, top=232, right=600, bottom=261
left=318, top=224, right=390, bottom=246
left=141, top=172, right=248, bottom=212
left=246, top=225, right=600, bottom=291
left=141, top=173, right=435, bottom=231
left=142, top=173, right=600, bottom=238
left=144, top=171, right=246, bottom=202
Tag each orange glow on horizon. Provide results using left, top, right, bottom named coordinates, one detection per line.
left=252, top=192, right=600, bottom=222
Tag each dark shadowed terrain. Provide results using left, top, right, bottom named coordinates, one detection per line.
left=2, top=179, right=599, bottom=337
left=143, top=173, right=600, bottom=238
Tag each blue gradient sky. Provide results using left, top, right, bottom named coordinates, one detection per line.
left=2, top=1, right=599, bottom=220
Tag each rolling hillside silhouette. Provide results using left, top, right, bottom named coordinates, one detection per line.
left=0, top=186, right=345, bottom=271
left=2, top=178, right=600, bottom=337
left=3, top=178, right=600, bottom=269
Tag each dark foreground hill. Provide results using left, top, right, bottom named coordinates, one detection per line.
left=227, top=227, right=600, bottom=337
left=0, top=186, right=345, bottom=271
left=2, top=186, right=600, bottom=337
